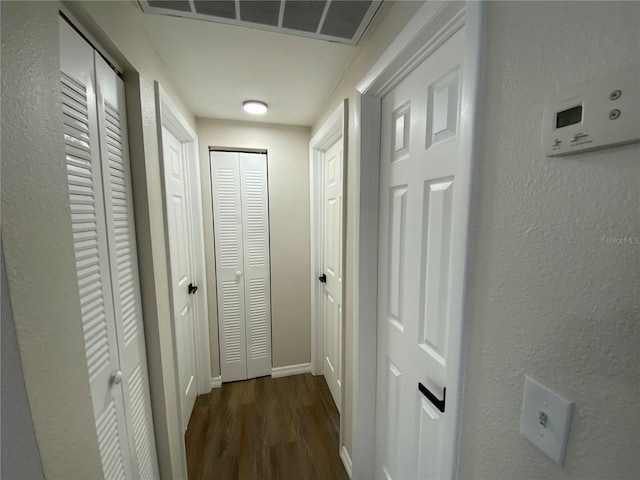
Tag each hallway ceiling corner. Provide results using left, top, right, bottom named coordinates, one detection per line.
left=139, top=1, right=385, bottom=125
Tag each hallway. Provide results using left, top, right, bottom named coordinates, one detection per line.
left=186, top=374, right=348, bottom=480
left=3, top=2, right=639, bottom=479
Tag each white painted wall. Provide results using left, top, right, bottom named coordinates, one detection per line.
left=1, top=2, right=104, bottom=477
left=458, top=2, right=640, bottom=479
left=196, top=118, right=311, bottom=374
left=1, top=246, right=46, bottom=479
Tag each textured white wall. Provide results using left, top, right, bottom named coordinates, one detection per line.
left=196, top=118, right=311, bottom=373
left=1, top=247, right=46, bottom=479
left=1, top=2, right=104, bottom=477
left=458, top=2, right=640, bottom=479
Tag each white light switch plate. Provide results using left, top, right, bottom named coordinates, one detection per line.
left=520, top=376, right=574, bottom=464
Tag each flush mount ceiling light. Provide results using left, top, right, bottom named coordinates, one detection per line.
left=242, top=100, right=268, bottom=115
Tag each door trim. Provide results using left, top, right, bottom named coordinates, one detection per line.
left=155, top=83, right=212, bottom=477
left=309, top=102, right=346, bottom=377
left=351, top=2, right=484, bottom=478
left=309, top=101, right=348, bottom=457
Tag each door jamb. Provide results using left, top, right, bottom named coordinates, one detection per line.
left=351, top=2, right=484, bottom=478
left=155, top=83, right=212, bottom=477
left=309, top=102, right=345, bottom=377
left=309, top=101, right=348, bottom=454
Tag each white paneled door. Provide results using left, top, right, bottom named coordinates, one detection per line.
left=211, top=151, right=272, bottom=382
left=60, top=17, right=158, bottom=479
left=162, top=126, right=198, bottom=432
left=374, top=26, right=467, bottom=480
left=322, top=137, right=344, bottom=412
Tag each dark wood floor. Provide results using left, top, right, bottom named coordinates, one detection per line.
left=185, top=373, right=349, bottom=480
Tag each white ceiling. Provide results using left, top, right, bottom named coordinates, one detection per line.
left=140, top=8, right=364, bottom=126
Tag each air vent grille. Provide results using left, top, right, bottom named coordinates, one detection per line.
left=147, top=0, right=191, bottom=12
left=194, top=0, right=236, bottom=19
left=139, top=0, right=382, bottom=45
left=321, top=0, right=372, bottom=39
left=240, top=1, right=280, bottom=26
left=282, top=1, right=327, bottom=33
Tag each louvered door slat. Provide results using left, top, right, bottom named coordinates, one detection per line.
left=129, top=365, right=155, bottom=480
left=60, top=18, right=133, bottom=480
left=96, top=54, right=159, bottom=480
left=96, top=402, right=127, bottom=480
left=239, top=153, right=273, bottom=379
left=211, top=151, right=249, bottom=382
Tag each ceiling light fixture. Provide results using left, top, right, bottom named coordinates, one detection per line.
left=242, top=100, right=268, bottom=115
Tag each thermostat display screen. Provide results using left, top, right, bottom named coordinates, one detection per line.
left=556, top=105, right=583, bottom=128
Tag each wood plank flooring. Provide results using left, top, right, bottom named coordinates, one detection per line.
left=185, top=374, right=349, bottom=480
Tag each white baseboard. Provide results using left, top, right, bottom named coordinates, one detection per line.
left=340, top=445, right=352, bottom=478
left=212, top=364, right=312, bottom=385
left=210, top=376, right=222, bottom=389
left=271, top=362, right=312, bottom=378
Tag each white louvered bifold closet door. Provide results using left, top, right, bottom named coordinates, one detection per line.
left=60, top=20, right=133, bottom=480
left=211, top=152, right=248, bottom=382
left=60, top=18, right=158, bottom=480
left=211, top=151, right=272, bottom=382
left=95, top=56, right=159, bottom=480
left=238, top=153, right=272, bottom=379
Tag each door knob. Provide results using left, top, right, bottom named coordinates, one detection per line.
left=188, top=283, right=198, bottom=294
left=319, top=273, right=327, bottom=283
left=235, top=271, right=242, bottom=277
left=111, top=371, right=123, bottom=385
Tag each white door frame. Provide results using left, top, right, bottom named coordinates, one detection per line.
left=309, top=101, right=348, bottom=454
left=155, top=83, right=212, bottom=475
left=309, top=102, right=346, bottom=376
left=351, top=2, right=484, bottom=478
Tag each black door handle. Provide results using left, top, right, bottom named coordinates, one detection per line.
left=318, top=274, right=327, bottom=283
left=418, top=383, right=446, bottom=413
left=188, top=283, right=198, bottom=295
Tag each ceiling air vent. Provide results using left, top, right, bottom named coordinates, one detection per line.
left=138, top=0, right=382, bottom=45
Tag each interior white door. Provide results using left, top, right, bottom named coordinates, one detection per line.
left=162, top=126, right=198, bottom=431
left=61, top=17, right=159, bottom=479
left=211, top=151, right=272, bottom=382
left=96, top=55, right=159, bottom=480
left=374, top=26, right=467, bottom=480
left=238, top=153, right=273, bottom=379
left=322, top=138, right=344, bottom=411
left=211, top=151, right=248, bottom=382
left=60, top=20, right=133, bottom=479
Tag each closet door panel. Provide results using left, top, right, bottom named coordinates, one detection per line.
left=60, top=19, right=131, bottom=479
left=211, top=151, right=248, bottom=382
left=96, top=55, right=159, bottom=480
left=239, top=153, right=272, bottom=379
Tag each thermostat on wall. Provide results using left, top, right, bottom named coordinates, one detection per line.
left=542, top=68, right=640, bottom=157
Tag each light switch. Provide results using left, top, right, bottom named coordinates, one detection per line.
left=520, top=376, right=574, bottom=464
